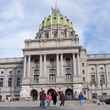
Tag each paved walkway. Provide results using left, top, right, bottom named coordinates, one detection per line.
left=0, top=101, right=110, bottom=110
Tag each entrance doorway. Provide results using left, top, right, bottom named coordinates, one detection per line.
left=30, top=89, right=38, bottom=101
left=65, top=88, right=73, bottom=100
left=47, top=89, right=57, bottom=95
left=47, top=89, right=57, bottom=104
left=47, top=89, right=57, bottom=99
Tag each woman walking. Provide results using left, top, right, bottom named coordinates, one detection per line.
left=46, top=93, right=52, bottom=107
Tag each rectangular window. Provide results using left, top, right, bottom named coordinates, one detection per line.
left=17, top=78, right=21, bottom=87
left=49, top=74, right=56, bottom=82
left=0, top=78, right=3, bottom=87
left=83, top=77, right=85, bottom=82
left=34, top=75, right=39, bottom=83
left=82, top=63, right=85, bottom=67
left=8, top=78, right=12, bottom=87
left=66, top=74, right=72, bottom=81
left=82, top=70, right=85, bottom=75
left=100, top=74, right=105, bottom=85
left=91, top=75, right=96, bottom=85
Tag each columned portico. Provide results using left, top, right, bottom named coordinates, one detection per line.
left=20, top=7, right=84, bottom=99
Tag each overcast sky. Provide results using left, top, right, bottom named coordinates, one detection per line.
left=0, top=0, right=110, bottom=58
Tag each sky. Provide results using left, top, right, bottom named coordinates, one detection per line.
left=0, top=0, right=110, bottom=58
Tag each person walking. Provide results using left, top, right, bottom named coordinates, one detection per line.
left=79, top=92, right=85, bottom=105
left=46, top=93, right=52, bottom=107
left=52, top=91, right=57, bottom=105
left=39, top=90, right=46, bottom=108
left=60, top=91, right=65, bottom=106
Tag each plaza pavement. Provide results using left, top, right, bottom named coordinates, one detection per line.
left=0, top=101, right=110, bottom=110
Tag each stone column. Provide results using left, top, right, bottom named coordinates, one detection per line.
left=105, top=65, right=109, bottom=88
left=40, top=55, right=43, bottom=77
left=56, top=54, right=60, bottom=77
left=20, top=55, right=31, bottom=98
left=61, top=54, right=64, bottom=76
left=28, top=55, right=31, bottom=78
left=23, top=56, right=27, bottom=78
left=73, top=54, right=76, bottom=77
left=77, top=54, right=80, bottom=77
left=44, top=54, right=47, bottom=77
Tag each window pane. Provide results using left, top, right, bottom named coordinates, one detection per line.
left=8, top=78, right=12, bottom=87
left=66, top=74, right=72, bottom=81
left=17, top=78, right=20, bottom=87
left=49, top=74, right=56, bottom=82
left=34, top=75, right=39, bottom=83
left=0, top=78, right=3, bottom=87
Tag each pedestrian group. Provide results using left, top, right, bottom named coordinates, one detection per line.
left=39, top=89, right=65, bottom=108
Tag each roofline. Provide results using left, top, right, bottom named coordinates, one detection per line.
left=0, top=57, right=23, bottom=60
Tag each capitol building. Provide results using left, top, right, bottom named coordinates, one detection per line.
left=0, top=7, right=110, bottom=101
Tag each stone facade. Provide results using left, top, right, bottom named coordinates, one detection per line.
left=0, top=8, right=110, bottom=101
left=0, top=58, right=23, bottom=101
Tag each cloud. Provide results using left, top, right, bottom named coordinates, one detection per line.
left=0, top=0, right=110, bottom=58
left=0, top=0, right=24, bottom=20
left=0, top=30, right=35, bottom=58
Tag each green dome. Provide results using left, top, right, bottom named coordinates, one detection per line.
left=40, top=9, right=73, bottom=29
